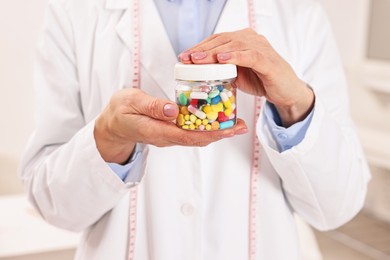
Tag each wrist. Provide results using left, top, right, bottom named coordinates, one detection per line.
left=275, top=83, right=315, bottom=127
left=94, top=115, right=136, bottom=164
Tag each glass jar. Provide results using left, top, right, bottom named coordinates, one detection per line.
left=174, top=63, right=237, bottom=131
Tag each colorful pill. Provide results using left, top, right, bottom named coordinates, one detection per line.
left=206, top=111, right=218, bottom=121
left=198, top=99, right=207, bottom=107
left=178, top=93, right=188, bottom=106
left=190, top=99, right=198, bottom=107
left=202, top=119, right=209, bottom=125
left=195, top=119, right=202, bottom=126
left=211, top=121, right=220, bottom=130
left=229, top=95, right=236, bottom=104
left=198, top=125, right=205, bottom=131
left=211, top=103, right=223, bottom=112
left=176, top=114, right=185, bottom=126
left=182, top=125, right=189, bottom=130
left=208, top=90, right=220, bottom=98
left=184, top=114, right=190, bottom=121
left=224, top=108, right=233, bottom=117
left=219, top=120, right=234, bottom=129
left=176, top=85, right=192, bottom=91
left=189, top=124, right=196, bottom=130
left=188, top=105, right=206, bottom=119
left=220, top=92, right=229, bottom=102
left=190, top=114, right=197, bottom=123
left=223, top=99, right=232, bottom=109
left=180, top=106, right=189, bottom=115
left=203, top=105, right=212, bottom=114
left=205, top=124, right=212, bottom=131
left=218, top=111, right=229, bottom=122
left=200, top=85, right=211, bottom=93
left=223, top=89, right=233, bottom=97
left=210, top=95, right=221, bottom=105
left=190, top=92, right=208, bottom=100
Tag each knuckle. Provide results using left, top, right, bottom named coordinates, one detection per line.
left=217, top=34, right=231, bottom=44
left=232, top=40, right=244, bottom=50
left=147, top=99, right=161, bottom=117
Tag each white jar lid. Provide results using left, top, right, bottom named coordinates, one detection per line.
left=174, top=63, right=237, bottom=81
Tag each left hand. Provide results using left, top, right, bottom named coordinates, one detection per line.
left=179, top=28, right=315, bottom=127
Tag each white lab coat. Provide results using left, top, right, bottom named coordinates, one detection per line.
left=19, top=0, right=371, bottom=259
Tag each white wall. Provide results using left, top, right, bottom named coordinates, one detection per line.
left=0, top=0, right=48, bottom=193
left=320, top=0, right=368, bottom=67
left=321, top=0, right=390, bottom=222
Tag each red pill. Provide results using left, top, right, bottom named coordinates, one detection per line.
left=218, top=111, right=229, bottom=122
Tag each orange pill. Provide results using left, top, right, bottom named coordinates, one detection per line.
left=211, top=121, right=220, bottom=130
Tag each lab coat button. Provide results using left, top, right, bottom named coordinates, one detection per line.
left=181, top=203, right=195, bottom=216
left=277, top=133, right=288, bottom=140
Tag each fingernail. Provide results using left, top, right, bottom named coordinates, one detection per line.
left=179, top=51, right=191, bottom=61
left=217, top=53, right=231, bottom=61
left=163, top=104, right=178, bottom=117
left=191, top=52, right=207, bottom=60
left=235, top=127, right=248, bottom=135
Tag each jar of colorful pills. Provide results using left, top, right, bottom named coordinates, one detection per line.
left=174, top=63, right=237, bottom=131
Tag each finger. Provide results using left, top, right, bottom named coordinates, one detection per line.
left=216, top=50, right=268, bottom=74
left=187, top=37, right=250, bottom=65
left=179, top=34, right=233, bottom=64
left=178, top=34, right=221, bottom=62
left=124, top=89, right=179, bottom=121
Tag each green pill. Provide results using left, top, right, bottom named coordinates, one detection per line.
left=178, top=93, right=188, bottom=105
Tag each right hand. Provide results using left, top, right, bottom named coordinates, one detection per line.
left=94, top=88, right=248, bottom=164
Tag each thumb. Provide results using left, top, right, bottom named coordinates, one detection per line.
left=133, top=91, right=179, bottom=121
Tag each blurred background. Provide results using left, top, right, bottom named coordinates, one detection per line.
left=0, top=0, right=389, bottom=259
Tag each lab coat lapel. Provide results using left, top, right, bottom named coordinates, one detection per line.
left=140, top=0, right=178, bottom=99
left=111, top=0, right=177, bottom=99
left=114, top=8, right=134, bottom=54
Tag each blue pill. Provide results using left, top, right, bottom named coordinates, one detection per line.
left=219, top=120, right=234, bottom=129
left=210, top=95, right=221, bottom=104
left=217, top=85, right=224, bottom=92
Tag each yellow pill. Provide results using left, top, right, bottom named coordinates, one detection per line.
left=190, top=114, right=197, bottom=123
left=203, top=105, right=212, bottom=114
left=211, top=121, right=220, bottom=130
left=223, top=99, right=232, bottom=108
left=182, top=125, right=189, bottom=130
left=195, top=119, right=202, bottom=126
left=211, top=102, right=224, bottom=112
left=224, top=108, right=233, bottom=117
left=205, top=124, right=212, bottom=131
left=229, top=95, right=236, bottom=104
left=189, top=124, right=195, bottom=130
left=180, top=106, right=190, bottom=115
left=202, top=119, right=208, bottom=125
left=184, top=91, right=191, bottom=99
left=176, top=114, right=185, bottom=126
left=206, top=111, right=218, bottom=121
left=184, top=114, right=190, bottom=121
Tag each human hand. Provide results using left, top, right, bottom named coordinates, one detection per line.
left=94, top=88, right=248, bottom=164
left=179, top=28, right=315, bottom=127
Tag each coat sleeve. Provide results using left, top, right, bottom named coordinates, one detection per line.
left=256, top=2, right=371, bottom=231
left=18, top=0, right=135, bottom=232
